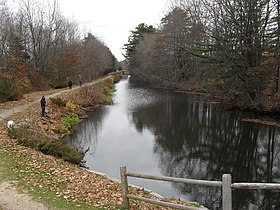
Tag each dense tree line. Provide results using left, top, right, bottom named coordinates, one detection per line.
left=124, top=0, right=280, bottom=111
left=0, top=0, right=115, bottom=102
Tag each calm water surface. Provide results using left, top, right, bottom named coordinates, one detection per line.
left=68, top=77, right=280, bottom=209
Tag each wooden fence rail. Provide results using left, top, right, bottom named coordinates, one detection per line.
left=125, top=171, right=222, bottom=187
left=120, top=166, right=280, bottom=210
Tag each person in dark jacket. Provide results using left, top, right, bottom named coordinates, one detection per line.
left=68, top=80, right=73, bottom=89
left=40, top=96, right=46, bottom=116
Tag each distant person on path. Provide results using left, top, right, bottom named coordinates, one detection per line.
left=40, top=96, right=46, bottom=117
left=68, top=80, right=72, bottom=89
left=79, top=79, right=83, bottom=87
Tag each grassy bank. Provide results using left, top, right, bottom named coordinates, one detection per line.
left=0, top=140, right=97, bottom=210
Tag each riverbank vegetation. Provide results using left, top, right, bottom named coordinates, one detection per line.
left=7, top=76, right=118, bottom=165
left=8, top=126, right=84, bottom=165
left=124, top=0, right=280, bottom=116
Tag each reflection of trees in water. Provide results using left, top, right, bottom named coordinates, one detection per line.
left=130, top=94, right=280, bottom=209
left=67, top=108, right=108, bottom=157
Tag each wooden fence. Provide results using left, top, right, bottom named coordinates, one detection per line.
left=120, top=166, right=280, bottom=210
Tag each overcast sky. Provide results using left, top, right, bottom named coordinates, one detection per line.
left=57, top=0, right=170, bottom=61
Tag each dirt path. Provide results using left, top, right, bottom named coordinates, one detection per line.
left=0, top=182, right=49, bottom=210
left=0, top=84, right=83, bottom=121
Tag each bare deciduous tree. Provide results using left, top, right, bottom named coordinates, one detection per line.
left=79, top=33, right=114, bottom=81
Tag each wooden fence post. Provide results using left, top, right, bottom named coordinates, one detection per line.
left=120, top=166, right=129, bottom=209
left=222, top=174, right=232, bottom=210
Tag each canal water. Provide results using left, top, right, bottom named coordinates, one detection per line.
left=68, top=77, right=280, bottom=209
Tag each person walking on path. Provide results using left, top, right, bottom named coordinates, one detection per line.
left=78, top=75, right=83, bottom=87
left=68, top=80, right=72, bottom=89
left=40, top=96, right=46, bottom=117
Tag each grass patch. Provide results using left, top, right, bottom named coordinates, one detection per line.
left=196, top=84, right=207, bottom=92
left=0, top=145, right=94, bottom=210
left=0, top=143, right=19, bottom=181
left=100, top=85, right=116, bottom=104
left=61, top=114, right=79, bottom=134
left=189, top=201, right=205, bottom=208
left=102, top=86, right=116, bottom=94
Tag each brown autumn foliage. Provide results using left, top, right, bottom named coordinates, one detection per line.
left=58, top=50, right=81, bottom=75
left=27, top=69, right=50, bottom=91
left=0, top=58, right=31, bottom=102
left=47, top=49, right=81, bottom=88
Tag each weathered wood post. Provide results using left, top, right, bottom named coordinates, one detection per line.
left=222, top=174, right=232, bottom=210
left=120, top=166, right=129, bottom=209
